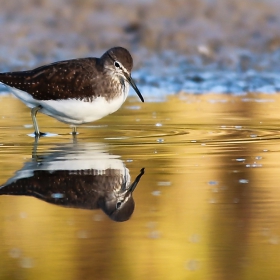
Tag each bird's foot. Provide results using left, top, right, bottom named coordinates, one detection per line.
left=34, top=131, right=47, bottom=137
left=71, top=126, right=78, bottom=136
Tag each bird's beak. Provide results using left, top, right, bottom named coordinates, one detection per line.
left=125, top=74, right=144, bottom=102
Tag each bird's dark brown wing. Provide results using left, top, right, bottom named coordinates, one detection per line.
left=0, top=58, right=111, bottom=101
left=0, top=169, right=124, bottom=210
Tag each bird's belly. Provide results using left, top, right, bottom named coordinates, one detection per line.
left=8, top=87, right=126, bottom=125
left=41, top=96, right=125, bottom=124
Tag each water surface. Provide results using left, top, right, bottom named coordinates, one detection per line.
left=1, top=94, right=280, bottom=279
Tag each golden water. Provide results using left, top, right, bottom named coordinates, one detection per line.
left=1, top=93, right=280, bottom=279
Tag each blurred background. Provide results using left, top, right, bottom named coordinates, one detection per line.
left=1, top=0, right=280, bottom=94
left=0, top=0, right=280, bottom=71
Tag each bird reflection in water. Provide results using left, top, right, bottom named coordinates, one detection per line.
left=0, top=142, right=145, bottom=222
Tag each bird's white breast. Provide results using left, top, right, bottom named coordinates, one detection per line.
left=6, top=82, right=129, bottom=125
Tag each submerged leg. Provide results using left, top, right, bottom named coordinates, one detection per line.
left=31, top=106, right=45, bottom=137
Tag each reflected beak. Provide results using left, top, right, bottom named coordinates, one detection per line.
left=125, top=74, right=144, bottom=102
left=128, top=168, right=145, bottom=193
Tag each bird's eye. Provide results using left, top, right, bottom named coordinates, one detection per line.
left=114, top=61, right=121, bottom=68
left=116, top=201, right=122, bottom=209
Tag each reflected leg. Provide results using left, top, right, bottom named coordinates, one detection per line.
left=32, top=136, right=39, bottom=160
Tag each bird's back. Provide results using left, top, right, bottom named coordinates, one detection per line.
left=0, top=58, right=114, bottom=101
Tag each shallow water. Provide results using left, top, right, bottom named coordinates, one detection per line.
left=1, top=93, right=280, bottom=279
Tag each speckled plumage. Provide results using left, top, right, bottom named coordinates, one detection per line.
left=0, top=47, right=144, bottom=136
left=0, top=167, right=145, bottom=222
left=0, top=48, right=133, bottom=101
left=0, top=168, right=127, bottom=208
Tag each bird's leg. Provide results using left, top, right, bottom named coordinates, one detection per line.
left=71, top=126, right=78, bottom=144
left=31, top=106, right=45, bottom=137
left=71, top=126, right=77, bottom=135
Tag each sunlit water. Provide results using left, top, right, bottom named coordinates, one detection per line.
left=1, top=93, right=280, bottom=279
